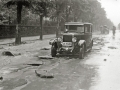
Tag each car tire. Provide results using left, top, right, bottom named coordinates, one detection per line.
left=51, top=46, right=57, bottom=57
left=89, top=40, right=93, bottom=51
left=79, top=45, right=85, bottom=59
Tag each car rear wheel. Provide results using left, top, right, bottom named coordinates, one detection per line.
left=79, top=45, right=85, bottom=59
left=51, top=46, right=57, bottom=57
left=89, top=40, right=93, bottom=51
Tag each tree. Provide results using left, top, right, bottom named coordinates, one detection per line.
left=31, top=0, right=50, bottom=40
left=3, top=0, right=31, bottom=44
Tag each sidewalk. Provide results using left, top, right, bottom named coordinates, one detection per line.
left=0, top=34, right=56, bottom=45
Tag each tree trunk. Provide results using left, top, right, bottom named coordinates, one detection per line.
left=40, top=15, right=43, bottom=40
left=15, top=4, right=22, bottom=45
left=56, top=4, right=60, bottom=38
left=66, top=12, right=69, bottom=22
left=56, top=16, right=60, bottom=38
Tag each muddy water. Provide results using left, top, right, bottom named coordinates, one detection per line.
left=20, top=31, right=120, bottom=90
left=89, top=30, right=120, bottom=90
left=0, top=32, right=118, bottom=90
left=21, top=58, right=96, bottom=90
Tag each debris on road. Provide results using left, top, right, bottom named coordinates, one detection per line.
left=38, top=56, right=53, bottom=59
left=2, top=51, right=14, bottom=56
left=92, top=47, right=101, bottom=50
left=14, top=53, right=21, bottom=56
left=27, top=63, right=42, bottom=66
left=0, top=77, right=3, bottom=80
left=41, top=47, right=50, bottom=50
left=35, top=70, right=54, bottom=79
left=104, top=59, right=107, bottom=61
left=0, top=47, right=3, bottom=49
left=108, top=46, right=117, bottom=49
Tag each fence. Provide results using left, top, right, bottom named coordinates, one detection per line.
left=0, top=25, right=57, bottom=38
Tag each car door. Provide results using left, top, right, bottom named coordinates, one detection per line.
left=84, top=24, right=92, bottom=47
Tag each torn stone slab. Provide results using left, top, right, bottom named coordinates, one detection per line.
left=38, top=56, right=53, bottom=59
left=2, top=51, right=14, bottom=56
left=35, top=70, right=54, bottom=79
left=40, top=47, right=50, bottom=50
left=2, top=51, right=21, bottom=56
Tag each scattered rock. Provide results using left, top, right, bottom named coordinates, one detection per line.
left=93, top=42, right=98, bottom=45
left=21, top=41, right=27, bottom=44
left=14, top=53, right=21, bottom=56
left=104, top=59, right=107, bottom=61
left=38, top=56, right=53, bottom=59
left=2, top=51, right=14, bottom=56
left=93, top=47, right=101, bottom=50
left=9, top=44, right=13, bottom=46
left=0, top=47, right=3, bottom=49
left=108, top=46, right=117, bottom=49
left=35, top=70, right=54, bottom=79
left=41, top=48, right=50, bottom=50
left=0, top=77, right=3, bottom=80
left=27, top=63, right=42, bottom=66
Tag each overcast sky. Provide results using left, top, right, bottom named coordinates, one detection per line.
left=100, top=0, right=120, bottom=26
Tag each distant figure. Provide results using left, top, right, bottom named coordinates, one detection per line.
left=112, top=26, right=116, bottom=36
left=100, top=26, right=103, bottom=34
left=103, top=25, right=109, bottom=34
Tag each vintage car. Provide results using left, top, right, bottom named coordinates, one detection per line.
left=49, top=22, right=93, bottom=59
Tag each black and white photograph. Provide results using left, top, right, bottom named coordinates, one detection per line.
left=0, top=0, right=119, bottom=90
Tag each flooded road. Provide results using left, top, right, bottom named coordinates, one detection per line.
left=89, top=30, right=120, bottom=90
left=0, top=31, right=120, bottom=90
left=17, top=31, right=119, bottom=90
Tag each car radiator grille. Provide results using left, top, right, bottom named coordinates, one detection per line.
left=63, top=35, right=72, bottom=42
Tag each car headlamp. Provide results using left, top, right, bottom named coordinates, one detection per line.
left=57, top=37, right=62, bottom=42
left=72, top=37, right=77, bottom=42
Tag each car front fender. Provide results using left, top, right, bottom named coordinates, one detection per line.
left=78, top=40, right=86, bottom=47
left=49, top=38, right=57, bottom=45
left=49, top=38, right=62, bottom=46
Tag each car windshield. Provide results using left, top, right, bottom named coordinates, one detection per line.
left=65, top=25, right=84, bottom=33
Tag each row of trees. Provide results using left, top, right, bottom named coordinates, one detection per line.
left=0, top=0, right=113, bottom=44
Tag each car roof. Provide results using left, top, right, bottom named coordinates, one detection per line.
left=65, top=22, right=92, bottom=25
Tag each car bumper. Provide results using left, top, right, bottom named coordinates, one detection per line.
left=58, top=47, right=74, bottom=54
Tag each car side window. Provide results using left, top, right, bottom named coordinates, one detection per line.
left=85, top=25, right=91, bottom=33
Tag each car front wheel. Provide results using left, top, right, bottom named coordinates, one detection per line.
left=79, top=45, right=85, bottom=59
left=51, top=46, right=57, bottom=57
